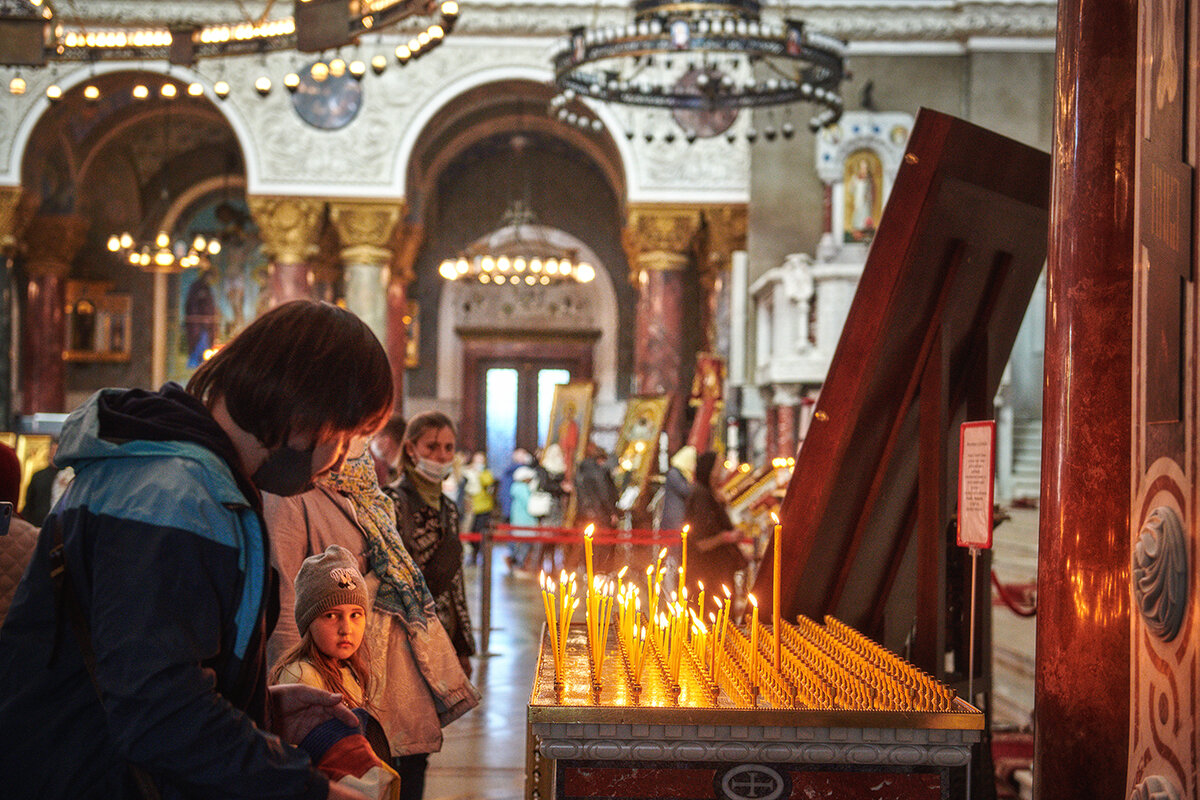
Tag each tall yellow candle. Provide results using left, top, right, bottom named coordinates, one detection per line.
left=584, top=523, right=595, bottom=590
left=748, top=593, right=759, bottom=692
left=680, top=523, right=689, bottom=592
left=772, top=515, right=782, bottom=673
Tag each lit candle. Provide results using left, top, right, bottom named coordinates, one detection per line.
left=680, top=523, right=689, bottom=592
left=772, top=513, right=782, bottom=673
left=696, top=581, right=705, bottom=624
left=748, top=593, right=759, bottom=692
left=584, top=523, right=595, bottom=592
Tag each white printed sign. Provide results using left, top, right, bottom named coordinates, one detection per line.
left=957, top=420, right=995, bottom=549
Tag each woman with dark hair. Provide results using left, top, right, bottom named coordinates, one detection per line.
left=0, top=300, right=389, bottom=800
left=682, top=451, right=747, bottom=600
left=384, top=410, right=476, bottom=799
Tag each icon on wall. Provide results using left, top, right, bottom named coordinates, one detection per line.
left=843, top=148, right=883, bottom=244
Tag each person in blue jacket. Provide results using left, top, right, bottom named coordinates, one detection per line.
left=0, top=300, right=394, bottom=800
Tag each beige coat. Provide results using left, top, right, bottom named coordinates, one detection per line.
left=266, top=489, right=479, bottom=757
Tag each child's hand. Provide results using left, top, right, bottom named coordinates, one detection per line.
left=267, top=683, right=359, bottom=744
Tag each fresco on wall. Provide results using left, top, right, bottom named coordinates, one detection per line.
left=843, top=148, right=883, bottom=244
left=169, top=199, right=268, bottom=381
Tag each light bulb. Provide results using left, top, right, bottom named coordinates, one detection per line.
left=255, top=76, right=272, bottom=96
left=328, top=58, right=346, bottom=78
left=439, top=260, right=457, bottom=280
left=46, top=84, right=63, bottom=101
left=187, top=82, right=204, bottom=97
left=311, top=62, right=329, bottom=82
left=9, top=76, right=27, bottom=95
left=349, top=60, right=366, bottom=79
left=284, top=72, right=300, bottom=92
left=160, top=83, right=177, bottom=99
left=214, top=80, right=230, bottom=98
left=371, top=55, right=387, bottom=74
left=120, top=233, right=133, bottom=249
left=106, top=235, right=120, bottom=252
left=576, top=263, right=596, bottom=282
left=132, top=84, right=149, bottom=100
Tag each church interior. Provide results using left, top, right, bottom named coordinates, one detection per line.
left=0, top=0, right=1194, bottom=798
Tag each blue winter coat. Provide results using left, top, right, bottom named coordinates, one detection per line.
left=0, top=386, right=326, bottom=800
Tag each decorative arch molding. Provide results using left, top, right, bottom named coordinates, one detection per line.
left=394, top=64, right=635, bottom=208
left=2, top=61, right=259, bottom=193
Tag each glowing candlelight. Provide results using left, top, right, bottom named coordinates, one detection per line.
left=680, top=523, right=689, bottom=591
left=696, top=581, right=705, bottom=623
left=772, top=513, right=782, bottom=673
left=584, top=522, right=595, bottom=597
left=749, top=593, right=759, bottom=692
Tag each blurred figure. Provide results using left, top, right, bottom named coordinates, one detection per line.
left=497, top=447, right=532, bottom=523
left=573, top=441, right=619, bottom=572
left=20, top=438, right=58, bottom=527
left=507, top=466, right=538, bottom=575
left=370, top=415, right=407, bottom=489
left=0, top=442, right=39, bottom=624
left=682, top=451, right=747, bottom=600
left=660, top=445, right=696, bottom=532
left=463, top=451, right=495, bottom=565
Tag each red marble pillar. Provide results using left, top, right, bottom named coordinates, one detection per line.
left=385, top=220, right=422, bottom=415
left=772, top=386, right=798, bottom=461
left=266, top=262, right=311, bottom=305
left=247, top=196, right=323, bottom=308
left=633, top=255, right=686, bottom=448
left=1035, top=0, right=1135, bottom=794
left=21, top=214, right=87, bottom=414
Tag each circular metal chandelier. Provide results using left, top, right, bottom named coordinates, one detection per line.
left=106, top=230, right=220, bottom=272
left=552, top=0, right=846, bottom=136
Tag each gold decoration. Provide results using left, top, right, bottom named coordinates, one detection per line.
left=23, top=215, right=88, bottom=278
left=247, top=195, right=325, bottom=265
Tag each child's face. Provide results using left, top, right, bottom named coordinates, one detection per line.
left=309, top=603, right=366, bottom=660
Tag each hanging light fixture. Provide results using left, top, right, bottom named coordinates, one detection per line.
left=552, top=0, right=846, bottom=137
left=105, top=92, right=223, bottom=273
left=438, top=199, right=596, bottom=287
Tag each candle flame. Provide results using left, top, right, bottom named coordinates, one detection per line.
left=749, top=593, right=758, bottom=608
left=771, top=511, right=780, bottom=525
left=658, top=547, right=668, bottom=560
left=697, top=580, right=704, bottom=591
left=722, top=584, right=732, bottom=597
left=618, top=565, right=628, bottom=579
left=584, top=523, right=595, bottom=538
left=681, top=524, right=690, bottom=535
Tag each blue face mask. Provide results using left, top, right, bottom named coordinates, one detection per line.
left=251, top=443, right=316, bottom=496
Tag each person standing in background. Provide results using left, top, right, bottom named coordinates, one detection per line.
left=20, top=438, right=58, bottom=526
left=369, top=416, right=407, bottom=490
left=386, top=411, right=475, bottom=680
left=463, top=451, right=495, bottom=566
left=682, top=450, right=747, bottom=599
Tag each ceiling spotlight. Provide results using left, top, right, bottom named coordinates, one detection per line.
left=213, top=80, right=231, bottom=99
left=255, top=76, right=272, bottom=96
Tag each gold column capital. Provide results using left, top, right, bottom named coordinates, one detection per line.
left=698, top=205, right=748, bottom=270
left=23, top=214, right=88, bottom=278
left=0, top=187, right=37, bottom=254
left=622, top=204, right=706, bottom=267
left=247, top=195, right=325, bottom=265
left=330, top=199, right=405, bottom=248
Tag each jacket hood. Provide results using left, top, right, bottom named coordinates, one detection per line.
left=57, top=383, right=260, bottom=509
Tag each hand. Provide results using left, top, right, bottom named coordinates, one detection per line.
left=267, top=683, right=358, bottom=745
left=720, top=529, right=740, bottom=543
left=459, top=654, right=473, bottom=680
left=327, top=782, right=372, bottom=800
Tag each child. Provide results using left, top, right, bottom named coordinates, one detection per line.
left=272, top=545, right=400, bottom=800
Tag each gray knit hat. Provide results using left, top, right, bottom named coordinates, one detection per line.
left=294, top=545, right=369, bottom=635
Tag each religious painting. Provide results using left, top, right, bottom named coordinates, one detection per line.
left=63, top=280, right=131, bottom=363
left=843, top=148, right=883, bottom=244
left=403, top=301, right=420, bottom=368
left=611, top=395, right=669, bottom=504
left=687, top=353, right=726, bottom=454
left=170, top=198, right=269, bottom=382
left=545, top=381, right=594, bottom=482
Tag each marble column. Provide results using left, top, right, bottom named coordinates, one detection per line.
left=695, top=206, right=747, bottom=354
left=1035, top=0, right=1135, bottom=794
left=329, top=200, right=403, bottom=353
left=623, top=206, right=703, bottom=452
left=21, top=214, right=87, bottom=414
left=386, top=219, right=423, bottom=414
left=247, top=196, right=324, bottom=307
left=0, top=187, right=32, bottom=427
left=308, top=224, right=342, bottom=303
left=770, top=384, right=800, bottom=461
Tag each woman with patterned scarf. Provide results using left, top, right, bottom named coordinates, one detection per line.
left=266, top=444, right=480, bottom=800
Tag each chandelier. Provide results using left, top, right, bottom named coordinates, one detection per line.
left=438, top=200, right=596, bottom=287
left=106, top=230, right=220, bottom=272
left=551, top=0, right=846, bottom=136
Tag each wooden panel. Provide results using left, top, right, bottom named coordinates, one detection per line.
left=755, top=109, right=1051, bottom=677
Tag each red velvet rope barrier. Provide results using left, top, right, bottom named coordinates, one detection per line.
left=460, top=524, right=683, bottom=547
left=991, top=570, right=1037, bottom=617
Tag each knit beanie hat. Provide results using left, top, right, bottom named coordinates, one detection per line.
left=294, top=545, right=369, bottom=635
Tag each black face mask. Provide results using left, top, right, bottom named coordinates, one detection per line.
left=251, top=443, right=317, bottom=497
